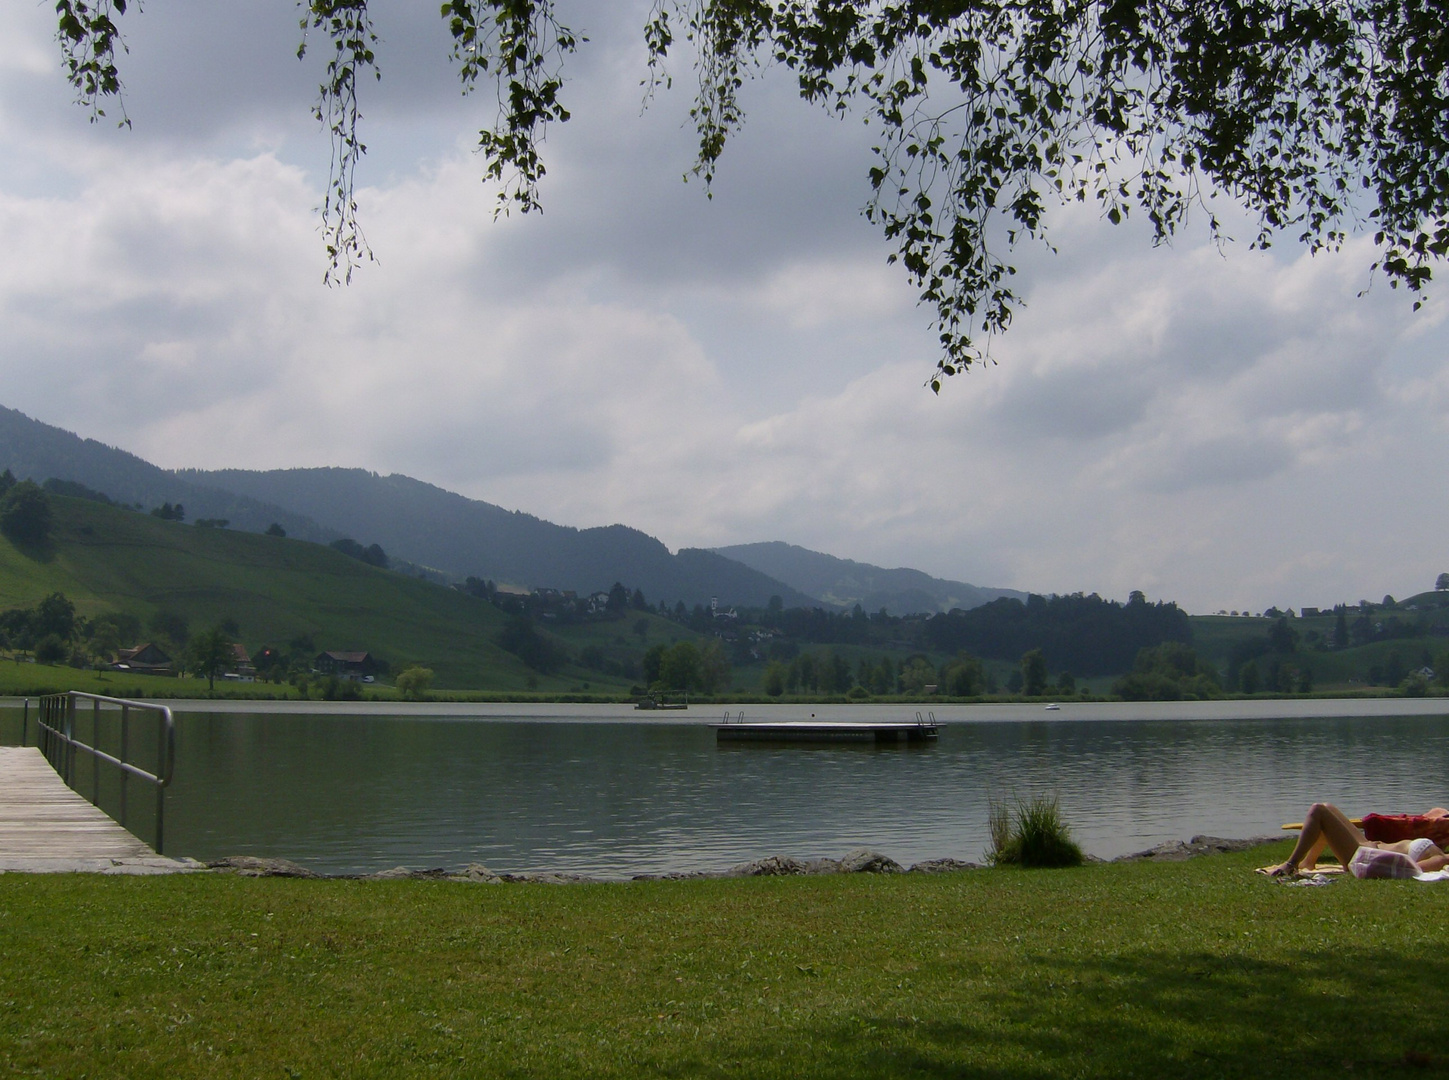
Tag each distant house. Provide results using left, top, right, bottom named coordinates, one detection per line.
left=1300, top=607, right=1322, bottom=618
left=314, top=650, right=379, bottom=680
left=226, top=643, right=256, bottom=682
left=113, top=643, right=174, bottom=677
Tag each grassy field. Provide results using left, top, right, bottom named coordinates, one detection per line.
left=0, top=498, right=764, bottom=697
left=1190, top=611, right=1449, bottom=693
left=0, top=659, right=240, bottom=700
left=1187, top=614, right=1274, bottom=671
left=0, top=498, right=607, bottom=693
left=3, top=846, right=1448, bottom=1078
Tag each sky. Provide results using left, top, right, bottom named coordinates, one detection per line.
left=1, top=1, right=1446, bottom=614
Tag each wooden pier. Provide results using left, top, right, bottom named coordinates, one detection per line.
left=0, top=747, right=197, bottom=874
left=714, top=713, right=940, bottom=744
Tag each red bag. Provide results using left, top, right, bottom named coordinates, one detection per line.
left=1361, top=810, right=1449, bottom=846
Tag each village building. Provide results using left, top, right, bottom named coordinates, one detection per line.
left=224, top=643, right=256, bottom=682
left=112, top=643, right=174, bottom=677
left=313, top=650, right=379, bottom=680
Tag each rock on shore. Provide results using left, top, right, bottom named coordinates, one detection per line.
left=1113, top=835, right=1280, bottom=862
left=208, top=855, right=322, bottom=878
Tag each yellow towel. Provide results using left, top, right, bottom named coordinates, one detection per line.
left=1255, top=863, right=1344, bottom=876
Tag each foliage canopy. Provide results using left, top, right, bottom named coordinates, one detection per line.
left=54, top=1, right=1449, bottom=384
left=187, top=625, right=236, bottom=693
left=924, top=590, right=1190, bottom=675
left=0, top=481, right=54, bottom=548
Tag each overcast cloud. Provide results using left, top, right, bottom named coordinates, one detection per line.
left=1, top=1, right=1445, bottom=613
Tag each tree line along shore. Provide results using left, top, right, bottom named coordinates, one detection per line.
left=2, top=482, right=1448, bottom=701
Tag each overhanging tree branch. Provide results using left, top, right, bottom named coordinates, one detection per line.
left=55, top=0, right=1449, bottom=385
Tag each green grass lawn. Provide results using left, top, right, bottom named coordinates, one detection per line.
left=0, top=661, right=302, bottom=700
left=3, top=846, right=1447, bottom=1077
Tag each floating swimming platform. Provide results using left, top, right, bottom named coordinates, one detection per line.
left=635, top=695, right=688, bottom=710
left=712, top=711, right=940, bottom=744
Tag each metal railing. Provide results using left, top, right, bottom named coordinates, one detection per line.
left=35, top=692, right=175, bottom=854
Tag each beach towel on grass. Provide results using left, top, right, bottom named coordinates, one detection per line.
left=1361, top=809, right=1449, bottom=846
left=1349, top=846, right=1449, bottom=882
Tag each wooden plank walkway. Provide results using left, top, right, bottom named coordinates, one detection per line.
left=0, top=747, right=200, bottom=874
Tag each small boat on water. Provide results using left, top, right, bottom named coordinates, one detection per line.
left=713, top=711, right=940, bottom=744
left=1044, top=703, right=1060, bottom=710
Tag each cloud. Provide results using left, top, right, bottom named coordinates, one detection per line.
left=0, top=3, right=1446, bottom=616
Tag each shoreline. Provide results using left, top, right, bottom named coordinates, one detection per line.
left=199, top=835, right=1283, bottom=884
left=7, top=696, right=1449, bottom=722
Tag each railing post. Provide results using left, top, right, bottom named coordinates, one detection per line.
left=20, top=698, right=26, bottom=747
left=92, top=697, right=101, bottom=806
left=155, top=716, right=166, bottom=855
left=119, top=704, right=130, bottom=830
left=65, top=694, right=76, bottom=785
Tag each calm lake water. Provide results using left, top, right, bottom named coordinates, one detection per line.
left=5, top=700, right=1448, bottom=877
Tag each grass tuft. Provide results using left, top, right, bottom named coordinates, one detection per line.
left=988, top=793, right=1085, bottom=868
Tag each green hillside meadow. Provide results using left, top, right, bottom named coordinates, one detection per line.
left=0, top=497, right=554, bottom=691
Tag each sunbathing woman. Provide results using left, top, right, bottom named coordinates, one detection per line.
left=1268, top=802, right=1449, bottom=876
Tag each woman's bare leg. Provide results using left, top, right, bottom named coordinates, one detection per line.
left=1270, top=803, right=1367, bottom=875
left=1298, top=833, right=1328, bottom=871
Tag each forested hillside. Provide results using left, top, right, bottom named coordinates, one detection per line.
left=924, top=592, right=1193, bottom=676
left=0, top=406, right=333, bottom=541
left=1, top=404, right=1028, bottom=614
left=0, top=406, right=816, bottom=607
left=185, top=467, right=818, bottom=607
left=1189, top=594, right=1449, bottom=694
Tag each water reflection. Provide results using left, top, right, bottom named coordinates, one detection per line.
left=102, top=710, right=1449, bottom=877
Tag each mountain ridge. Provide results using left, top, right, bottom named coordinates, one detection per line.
left=0, top=405, right=336, bottom=544
left=713, top=541, right=1025, bottom=615
left=0, top=403, right=1018, bottom=614
left=182, top=467, right=819, bottom=609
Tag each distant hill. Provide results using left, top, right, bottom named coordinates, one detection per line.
left=182, top=468, right=819, bottom=609
left=0, top=405, right=334, bottom=543
left=713, top=541, right=1025, bottom=615
left=0, top=495, right=543, bottom=689
left=0, top=406, right=814, bottom=608
left=0, top=404, right=1020, bottom=613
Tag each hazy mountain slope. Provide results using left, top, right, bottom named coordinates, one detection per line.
left=0, top=406, right=333, bottom=542
left=713, top=541, right=1026, bottom=615
left=185, top=467, right=818, bottom=608
left=0, top=404, right=1014, bottom=613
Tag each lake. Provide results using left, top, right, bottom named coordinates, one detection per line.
left=4, top=699, right=1448, bottom=877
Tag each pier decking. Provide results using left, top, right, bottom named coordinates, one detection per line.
left=0, top=747, right=198, bottom=874
left=713, top=716, right=940, bottom=744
